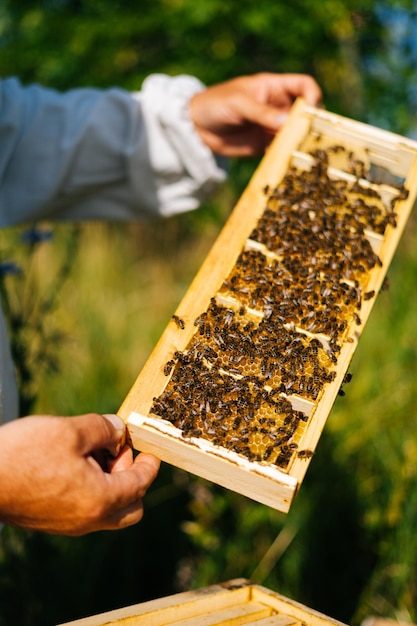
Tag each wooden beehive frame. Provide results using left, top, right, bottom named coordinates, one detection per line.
left=119, top=99, right=417, bottom=512
left=58, top=578, right=347, bottom=625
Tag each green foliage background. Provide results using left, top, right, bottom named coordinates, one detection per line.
left=0, top=1, right=417, bottom=625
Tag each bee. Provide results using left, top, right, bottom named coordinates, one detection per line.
left=172, top=314, right=185, bottom=329
left=174, top=350, right=190, bottom=364
left=182, top=428, right=202, bottom=439
left=364, top=290, right=375, bottom=301
left=381, top=277, right=390, bottom=291
left=328, top=143, right=345, bottom=153
left=297, top=449, right=314, bottom=459
left=194, top=312, right=207, bottom=327
left=263, top=446, right=274, bottom=461
left=163, top=359, right=175, bottom=376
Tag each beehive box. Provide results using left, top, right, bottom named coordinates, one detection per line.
left=119, top=98, right=417, bottom=513
left=58, top=578, right=347, bottom=625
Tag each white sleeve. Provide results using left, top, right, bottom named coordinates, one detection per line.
left=133, top=74, right=227, bottom=217
left=0, top=75, right=227, bottom=225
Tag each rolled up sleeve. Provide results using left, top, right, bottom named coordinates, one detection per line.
left=0, top=75, right=227, bottom=225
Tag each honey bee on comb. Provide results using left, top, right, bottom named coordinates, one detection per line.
left=121, top=101, right=417, bottom=512
left=150, top=140, right=412, bottom=470
left=171, top=314, right=185, bottom=329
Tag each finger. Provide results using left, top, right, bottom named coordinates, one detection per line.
left=64, top=496, right=147, bottom=535
left=96, top=454, right=160, bottom=531
left=70, top=413, right=126, bottom=457
left=229, top=94, right=288, bottom=135
left=107, top=444, right=134, bottom=472
left=105, top=457, right=160, bottom=527
left=267, top=73, right=323, bottom=107
left=99, top=496, right=146, bottom=530
left=108, top=449, right=161, bottom=475
left=197, top=127, right=264, bottom=157
left=105, top=452, right=160, bottom=503
left=132, top=452, right=161, bottom=479
left=239, top=74, right=322, bottom=132
left=63, top=452, right=160, bottom=535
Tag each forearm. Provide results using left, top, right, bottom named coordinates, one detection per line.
left=0, top=76, right=227, bottom=225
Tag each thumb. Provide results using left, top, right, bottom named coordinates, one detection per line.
left=73, top=413, right=126, bottom=458
left=102, top=414, right=127, bottom=457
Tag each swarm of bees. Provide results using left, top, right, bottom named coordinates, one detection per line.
left=151, top=144, right=407, bottom=469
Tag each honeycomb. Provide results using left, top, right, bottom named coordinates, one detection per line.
left=150, top=142, right=407, bottom=470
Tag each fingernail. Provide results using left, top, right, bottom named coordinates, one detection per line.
left=275, top=113, right=289, bottom=127
left=103, top=414, right=126, bottom=458
left=103, top=414, right=125, bottom=436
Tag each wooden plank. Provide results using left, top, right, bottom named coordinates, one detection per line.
left=165, top=601, right=271, bottom=626
left=251, top=616, right=298, bottom=626
left=250, top=586, right=346, bottom=626
left=303, top=105, right=417, bottom=176
left=58, top=580, right=251, bottom=626
left=127, top=412, right=297, bottom=512
left=59, top=580, right=347, bottom=626
left=119, top=99, right=417, bottom=512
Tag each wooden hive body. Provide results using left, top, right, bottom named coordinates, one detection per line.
left=119, top=99, right=417, bottom=513
left=58, top=578, right=347, bottom=625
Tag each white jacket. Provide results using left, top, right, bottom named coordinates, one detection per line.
left=0, top=73, right=227, bottom=423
